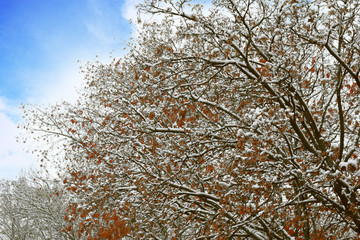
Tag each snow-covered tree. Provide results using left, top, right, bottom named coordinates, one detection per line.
left=23, top=0, right=360, bottom=239
left=0, top=170, right=78, bottom=240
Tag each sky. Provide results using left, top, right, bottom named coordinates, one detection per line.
left=0, top=0, right=139, bottom=179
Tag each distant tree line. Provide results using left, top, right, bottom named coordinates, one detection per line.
left=0, top=170, right=79, bottom=240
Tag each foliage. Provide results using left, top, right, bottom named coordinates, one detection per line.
left=23, top=0, right=360, bottom=239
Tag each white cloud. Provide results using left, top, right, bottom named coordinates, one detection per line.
left=0, top=97, right=36, bottom=179
left=24, top=61, right=84, bottom=105
left=122, top=0, right=141, bottom=22
left=0, top=1, right=134, bottom=180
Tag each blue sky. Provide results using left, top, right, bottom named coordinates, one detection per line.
left=0, top=0, right=138, bottom=179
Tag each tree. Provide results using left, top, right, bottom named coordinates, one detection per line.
left=0, top=170, right=79, bottom=240
left=23, top=0, right=360, bottom=239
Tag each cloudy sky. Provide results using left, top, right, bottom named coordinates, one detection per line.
left=0, top=0, right=138, bottom=179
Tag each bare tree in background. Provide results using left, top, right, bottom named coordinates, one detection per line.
left=0, top=170, right=78, bottom=240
